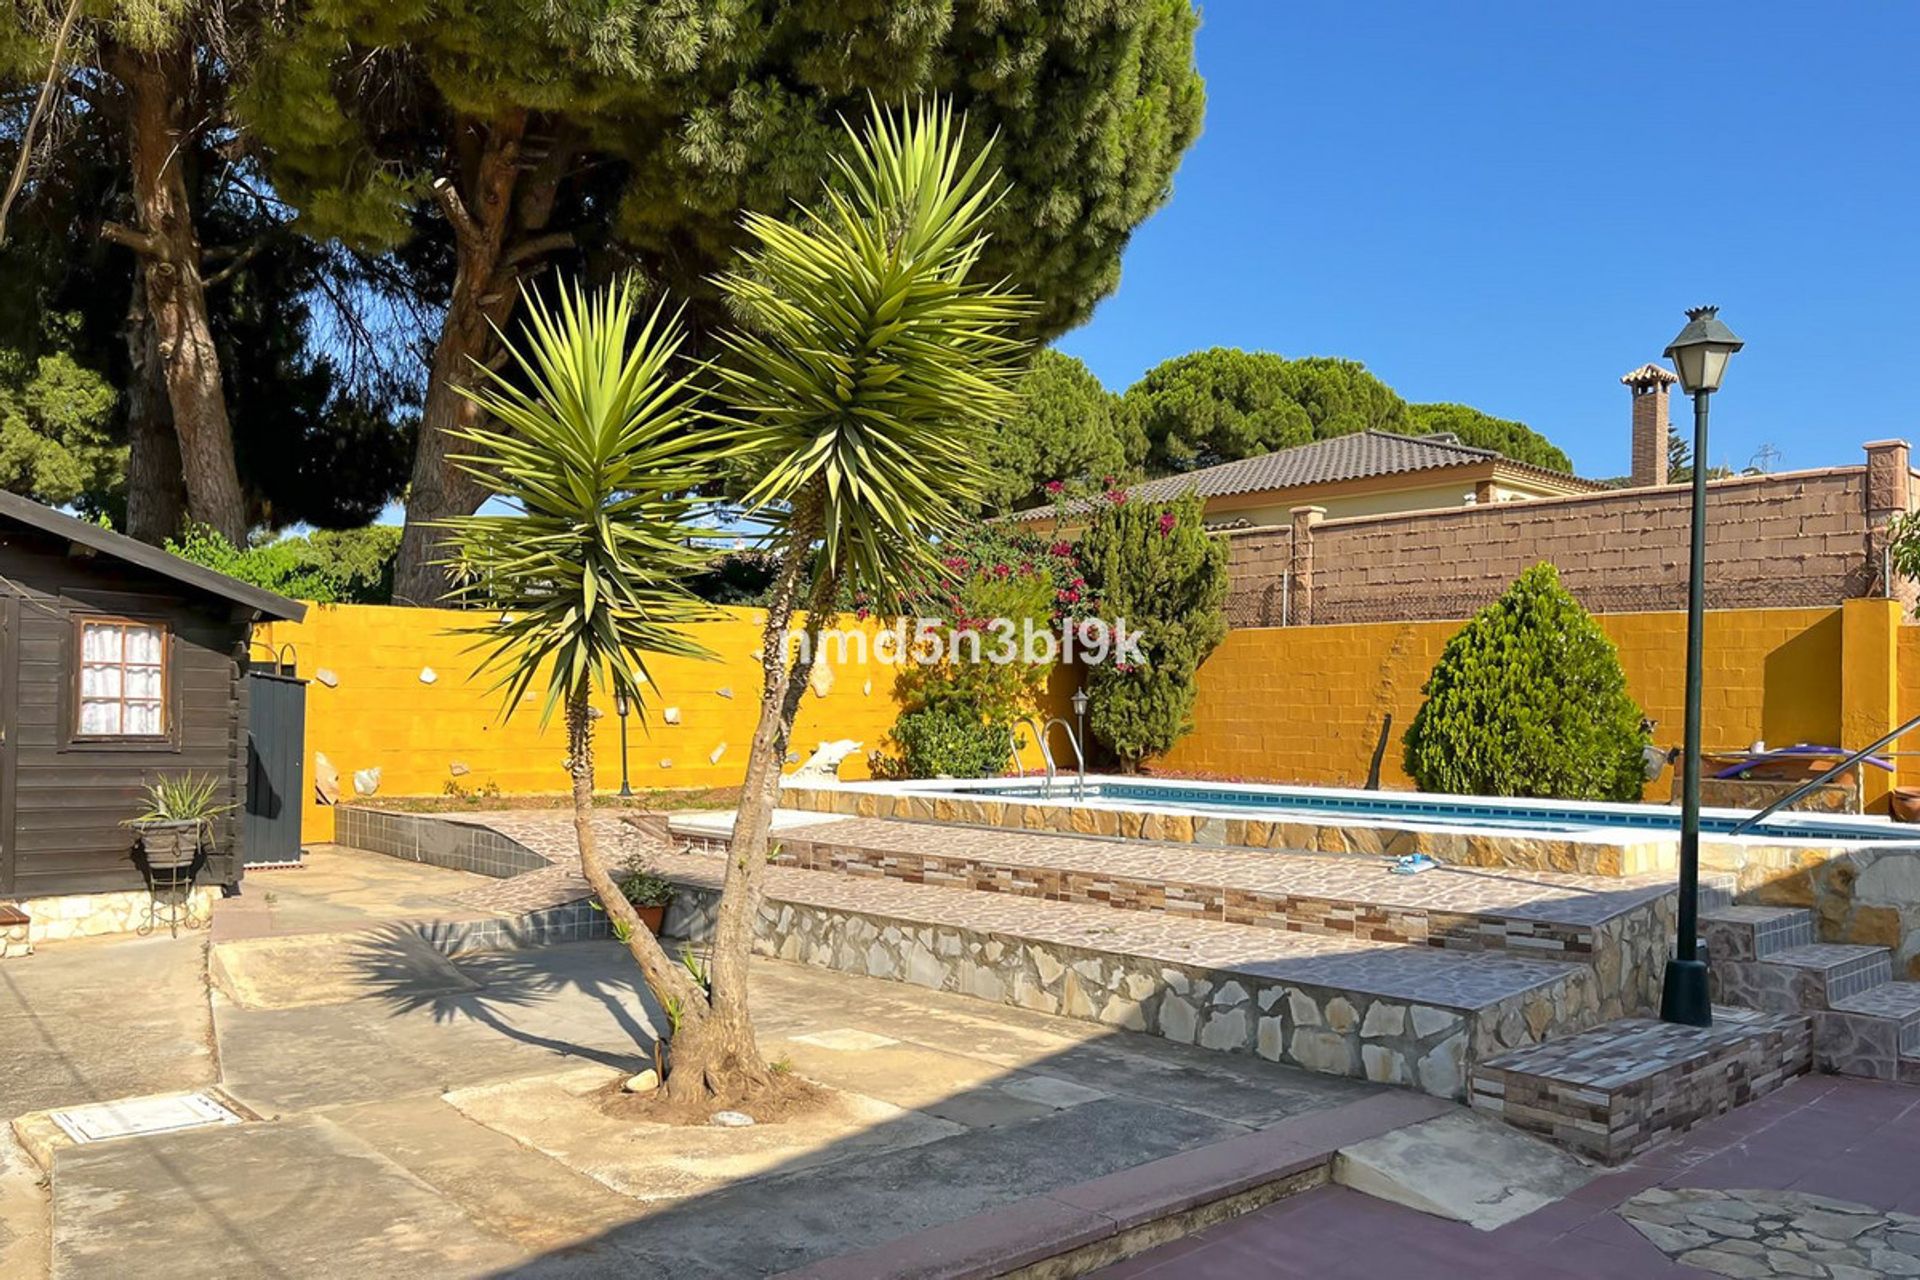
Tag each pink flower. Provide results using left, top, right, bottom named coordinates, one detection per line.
left=1050, top=541, right=1073, bottom=558
left=1045, top=480, right=1065, bottom=495
left=1106, top=489, right=1128, bottom=505
left=1158, top=512, right=1177, bottom=536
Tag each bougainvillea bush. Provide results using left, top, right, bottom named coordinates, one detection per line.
left=869, top=523, right=1091, bottom=779
left=1402, top=562, right=1649, bottom=801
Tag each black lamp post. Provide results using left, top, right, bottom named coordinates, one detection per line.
left=1659, top=305, right=1744, bottom=1027
left=1072, top=686, right=1091, bottom=797
left=614, top=691, right=633, bottom=798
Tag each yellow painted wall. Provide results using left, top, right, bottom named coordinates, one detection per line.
left=256, top=603, right=1063, bottom=844
left=1158, top=607, right=1849, bottom=798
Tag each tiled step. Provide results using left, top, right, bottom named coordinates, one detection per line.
left=669, top=813, right=1679, bottom=970
left=1700, top=905, right=1815, bottom=963
left=1470, top=1007, right=1812, bottom=1164
left=655, top=851, right=1612, bottom=1101
left=1814, top=981, right=1920, bottom=1079
left=1711, top=943, right=1894, bottom=1014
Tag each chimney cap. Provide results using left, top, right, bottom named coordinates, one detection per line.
left=1620, top=362, right=1680, bottom=389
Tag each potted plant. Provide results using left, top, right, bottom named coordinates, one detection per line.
left=617, top=860, right=676, bottom=936
left=125, top=774, right=233, bottom=870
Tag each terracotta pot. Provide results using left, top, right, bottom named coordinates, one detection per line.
left=1891, top=788, right=1920, bottom=824
left=634, top=904, right=667, bottom=935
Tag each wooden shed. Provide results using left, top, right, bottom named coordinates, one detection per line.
left=0, top=491, right=305, bottom=905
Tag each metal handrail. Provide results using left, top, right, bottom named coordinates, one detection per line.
left=1009, top=715, right=1055, bottom=791
left=1729, top=708, right=1920, bottom=835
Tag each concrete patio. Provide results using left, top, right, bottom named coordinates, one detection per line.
left=3, top=858, right=1383, bottom=1277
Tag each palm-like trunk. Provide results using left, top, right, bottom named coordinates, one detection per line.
left=105, top=40, right=247, bottom=544
left=673, top=490, right=830, bottom=1101
left=562, top=685, right=712, bottom=1080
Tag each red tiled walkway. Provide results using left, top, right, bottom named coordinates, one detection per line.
left=1098, top=1075, right=1920, bottom=1278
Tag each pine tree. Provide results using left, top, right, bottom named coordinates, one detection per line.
left=1079, top=490, right=1227, bottom=769
left=240, top=0, right=1206, bottom=604
left=1403, top=562, right=1649, bottom=801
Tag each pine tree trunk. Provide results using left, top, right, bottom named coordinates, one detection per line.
left=123, top=267, right=186, bottom=544
left=110, top=41, right=247, bottom=545
left=392, top=114, right=574, bottom=606
left=561, top=686, right=714, bottom=1078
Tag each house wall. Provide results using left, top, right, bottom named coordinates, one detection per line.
left=253, top=603, right=1073, bottom=845
left=0, top=528, right=248, bottom=899
left=1227, top=465, right=1895, bottom=627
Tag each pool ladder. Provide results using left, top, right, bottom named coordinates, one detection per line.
left=1009, top=715, right=1087, bottom=800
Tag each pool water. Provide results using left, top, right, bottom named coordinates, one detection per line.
left=970, top=780, right=1920, bottom=843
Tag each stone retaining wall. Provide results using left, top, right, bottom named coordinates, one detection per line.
left=9, top=886, right=220, bottom=948
left=663, top=881, right=1606, bottom=1102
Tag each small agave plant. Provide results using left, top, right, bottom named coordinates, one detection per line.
left=125, top=773, right=234, bottom=869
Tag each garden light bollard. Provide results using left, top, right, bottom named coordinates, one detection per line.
left=1659, top=305, right=1743, bottom=1028
left=615, top=691, right=634, bottom=797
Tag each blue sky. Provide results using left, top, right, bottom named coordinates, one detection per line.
left=1054, top=2, right=1920, bottom=480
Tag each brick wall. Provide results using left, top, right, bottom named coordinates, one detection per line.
left=1226, top=461, right=1913, bottom=627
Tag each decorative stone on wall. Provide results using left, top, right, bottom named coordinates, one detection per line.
left=662, top=881, right=1606, bottom=1101
left=1730, top=845, right=1920, bottom=979
left=9, top=886, right=219, bottom=946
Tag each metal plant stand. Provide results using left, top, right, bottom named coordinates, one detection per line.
left=139, top=858, right=204, bottom=938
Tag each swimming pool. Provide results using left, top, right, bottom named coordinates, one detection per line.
left=780, top=773, right=1920, bottom=879
left=960, top=778, right=1920, bottom=843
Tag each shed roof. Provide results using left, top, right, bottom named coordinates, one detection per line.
left=0, top=490, right=307, bottom=622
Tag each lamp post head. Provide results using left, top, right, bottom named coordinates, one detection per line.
left=1664, top=305, right=1744, bottom=395
left=614, top=691, right=629, bottom=718
left=1071, top=687, right=1089, bottom=718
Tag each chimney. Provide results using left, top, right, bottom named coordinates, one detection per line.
left=1621, top=362, right=1679, bottom=487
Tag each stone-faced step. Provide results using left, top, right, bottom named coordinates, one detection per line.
left=677, top=815, right=1677, bottom=973
left=1711, top=943, right=1893, bottom=1015
left=656, top=853, right=1615, bottom=1101
left=1468, top=1008, right=1812, bottom=1165
left=1813, top=981, right=1920, bottom=1080
left=1700, top=906, right=1815, bottom=963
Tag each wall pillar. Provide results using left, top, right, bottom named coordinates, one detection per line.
left=1289, top=506, right=1325, bottom=626
left=1864, top=439, right=1914, bottom=608
left=1842, top=597, right=1903, bottom=813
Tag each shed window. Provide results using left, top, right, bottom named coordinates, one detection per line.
left=77, top=618, right=167, bottom=738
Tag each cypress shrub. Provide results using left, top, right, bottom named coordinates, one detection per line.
left=1402, top=562, right=1649, bottom=801
left=1080, top=489, right=1228, bottom=770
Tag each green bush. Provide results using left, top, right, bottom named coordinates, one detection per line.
left=1078, top=489, right=1228, bottom=770
left=166, top=524, right=400, bottom=604
left=871, top=707, right=1012, bottom=781
left=1402, top=562, right=1649, bottom=801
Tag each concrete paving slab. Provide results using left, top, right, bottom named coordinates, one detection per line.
left=222, top=848, right=502, bottom=940
left=1333, top=1109, right=1598, bottom=1230
left=210, top=928, right=480, bottom=1010
left=508, top=1096, right=1254, bottom=1278
left=0, top=934, right=214, bottom=1119
left=445, top=1064, right=968, bottom=1203
left=323, top=1095, right=637, bottom=1253
left=213, top=944, right=656, bottom=1114
left=766, top=1034, right=1064, bottom=1127
left=0, top=1128, right=47, bottom=1280
left=50, top=1114, right=523, bottom=1278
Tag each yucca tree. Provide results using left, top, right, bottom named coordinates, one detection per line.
left=677, top=102, right=1030, bottom=1101
left=438, top=281, right=719, bottom=1036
